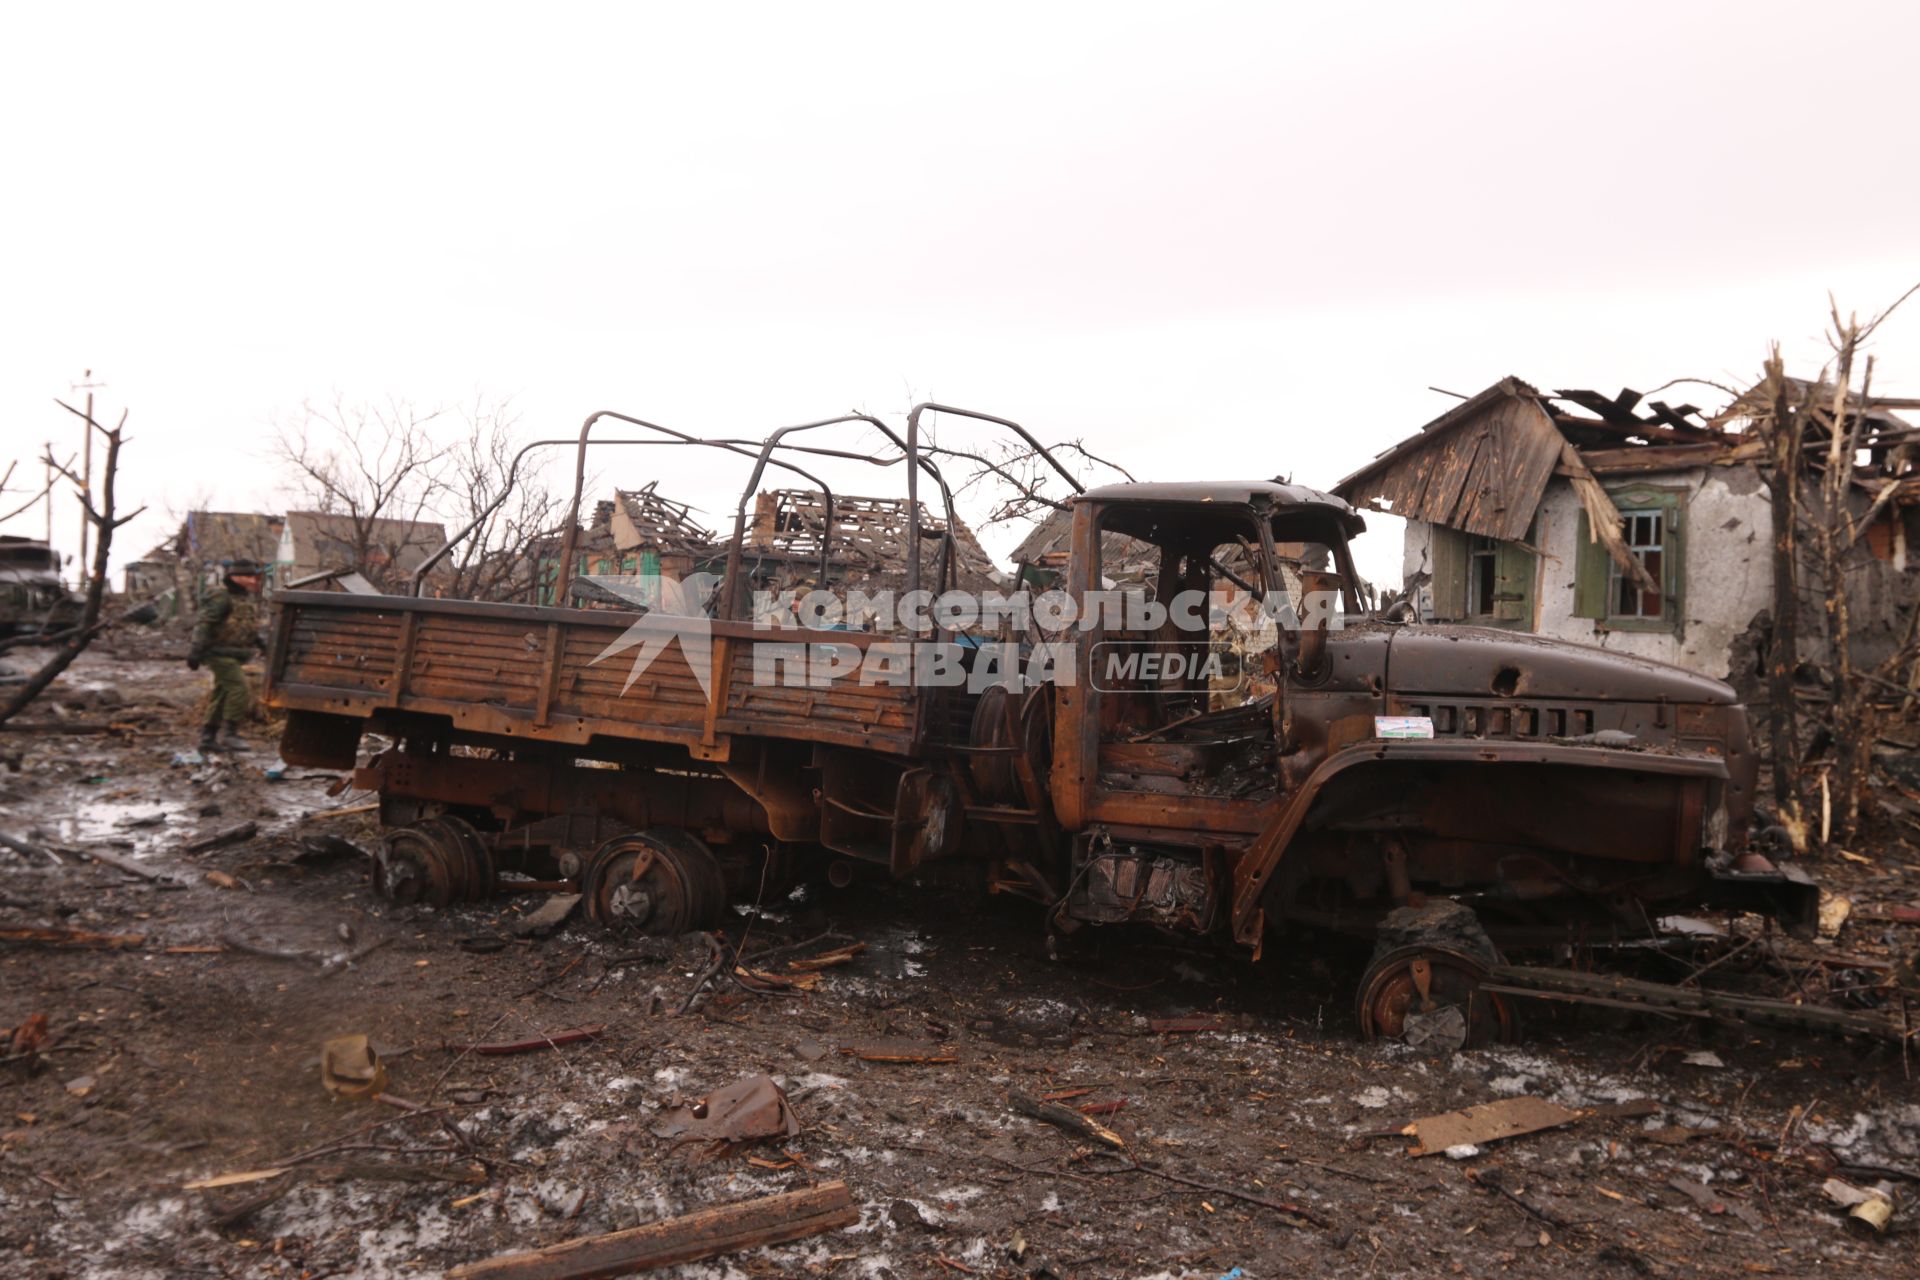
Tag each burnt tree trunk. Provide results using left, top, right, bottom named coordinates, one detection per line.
left=0, top=411, right=131, bottom=724
left=1762, top=354, right=1805, bottom=848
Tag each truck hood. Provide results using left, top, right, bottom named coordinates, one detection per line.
left=1386, top=625, right=1738, bottom=705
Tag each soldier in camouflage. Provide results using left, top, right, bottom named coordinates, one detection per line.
left=188, top=557, right=267, bottom=754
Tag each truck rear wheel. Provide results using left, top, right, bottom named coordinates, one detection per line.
left=373, top=817, right=495, bottom=908
left=582, top=831, right=724, bottom=935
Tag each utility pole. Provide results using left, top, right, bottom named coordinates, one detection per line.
left=70, top=369, right=105, bottom=590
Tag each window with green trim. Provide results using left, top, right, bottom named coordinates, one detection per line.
left=1572, top=485, right=1685, bottom=633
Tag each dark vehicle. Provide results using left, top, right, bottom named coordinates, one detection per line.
left=0, top=536, right=83, bottom=636
left=265, top=405, right=1827, bottom=1044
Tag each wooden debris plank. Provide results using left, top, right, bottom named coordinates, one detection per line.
left=840, top=1040, right=958, bottom=1064
left=445, top=1179, right=858, bottom=1279
left=1402, top=1096, right=1583, bottom=1156
left=0, top=925, right=146, bottom=950
left=1009, top=1090, right=1125, bottom=1149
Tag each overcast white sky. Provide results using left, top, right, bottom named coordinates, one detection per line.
left=4, top=1, right=1918, bottom=590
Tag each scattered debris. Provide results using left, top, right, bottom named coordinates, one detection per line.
left=1148, top=1015, right=1225, bottom=1035
left=651, top=1074, right=801, bottom=1155
left=1819, top=892, right=1854, bottom=939
left=444, top=1179, right=858, bottom=1279
left=1010, top=1089, right=1125, bottom=1149
left=0, top=925, right=145, bottom=950
left=784, top=941, right=868, bottom=971
left=320, top=1034, right=388, bottom=1100
left=184, top=821, right=258, bottom=853
left=73, top=845, right=180, bottom=883
left=0, top=833, right=64, bottom=865
left=1400, top=1096, right=1583, bottom=1157
left=840, top=1040, right=959, bottom=1064
left=1669, top=1177, right=1765, bottom=1231
left=510, top=893, right=582, bottom=938
left=1823, top=1177, right=1897, bottom=1235
left=444, top=1025, right=606, bottom=1056
left=183, top=1167, right=290, bottom=1191
left=290, top=834, right=367, bottom=865
left=4, top=1013, right=51, bottom=1074
left=1681, top=1049, right=1726, bottom=1069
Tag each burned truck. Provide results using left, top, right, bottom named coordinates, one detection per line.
left=0, top=536, right=83, bottom=637
left=264, top=405, right=1822, bottom=1044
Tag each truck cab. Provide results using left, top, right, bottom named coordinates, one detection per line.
left=1038, top=481, right=1799, bottom=951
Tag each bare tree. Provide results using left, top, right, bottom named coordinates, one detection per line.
left=273, top=396, right=451, bottom=591
left=1741, top=285, right=1920, bottom=848
left=923, top=433, right=1136, bottom=528
left=0, top=402, right=143, bottom=721
left=437, top=396, right=568, bottom=601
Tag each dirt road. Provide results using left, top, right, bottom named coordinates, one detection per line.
left=2, top=643, right=1916, bottom=1278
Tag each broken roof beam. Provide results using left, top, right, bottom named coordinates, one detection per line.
left=1558, top=437, right=1660, bottom=595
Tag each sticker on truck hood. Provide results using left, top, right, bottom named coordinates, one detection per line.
left=1374, top=715, right=1435, bottom=740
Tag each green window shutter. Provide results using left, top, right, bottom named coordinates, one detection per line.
left=1571, top=510, right=1610, bottom=619
left=1428, top=526, right=1468, bottom=621
left=1492, top=541, right=1535, bottom=625
left=1662, top=496, right=1685, bottom=628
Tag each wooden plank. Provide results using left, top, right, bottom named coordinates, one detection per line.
left=444, top=1180, right=858, bottom=1280
left=535, top=621, right=562, bottom=727
left=392, top=608, right=420, bottom=701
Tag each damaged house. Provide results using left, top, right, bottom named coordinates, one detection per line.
left=124, top=510, right=286, bottom=613
left=1334, top=377, right=1920, bottom=686
left=741, top=489, right=1001, bottom=623
left=276, top=511, right=449, bottom=591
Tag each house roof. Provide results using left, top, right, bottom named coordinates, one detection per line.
left=612, top=482, right=714, bottom=554
left=179, top=511, right=283, bottom=565
left=1007, top=506, right=1160, bottom=582
left=1332, top=378, right=1569, bottom=543
left=747, top=489, right=1001, bottom=584
left=283, top=511, right=448, bottom=573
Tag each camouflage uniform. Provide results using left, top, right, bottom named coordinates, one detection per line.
left=190, top=588, right=262, bottom=729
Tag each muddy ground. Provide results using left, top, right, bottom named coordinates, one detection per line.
left=3, top=638, right=1919, bottom=1279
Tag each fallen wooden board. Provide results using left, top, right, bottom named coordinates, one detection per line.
left=1402, top=1096, right=1583, bottom=1156
left=839, top=1040, right=958, bottom=1064
left=185, top=821, right=258, bottom=854
left=445, top=1024, right=606, bottom=1056
left=0, top=925, right=146, bottom=950
left=785, top=942, right=868, bottom=972
left=445, top=1179, right=858, bottom=1279
left=183, top=1168, right=290, bottom=1190
left=76, top=845, right=180, bottom=883
left=304, top=801, right=380, bottom=821
left=1148, top=1016, right=1225, bottom=1035
left=1010, top=1089, right=1125, bottom=1149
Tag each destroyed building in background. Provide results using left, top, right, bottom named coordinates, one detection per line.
left=742, top=489, right=1001, bottom=611
left=1335, top=376, right=1920, bottom=689
left=277, top=511, right=449, bottom=593
left=123, top=510, right=286, bottom=615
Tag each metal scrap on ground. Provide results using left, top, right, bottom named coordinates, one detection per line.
left=649, top=1073, right=801, bottom=1155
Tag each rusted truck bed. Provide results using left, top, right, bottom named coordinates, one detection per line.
left=265, top=591, right=925, bottom=759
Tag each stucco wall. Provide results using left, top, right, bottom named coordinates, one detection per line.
left=1532, top=467, right=1773, bottom=680
left=1400, top=466, right=1776, bottom=681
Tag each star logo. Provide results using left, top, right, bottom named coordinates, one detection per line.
left=584, top=571, right=722, bottom=697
